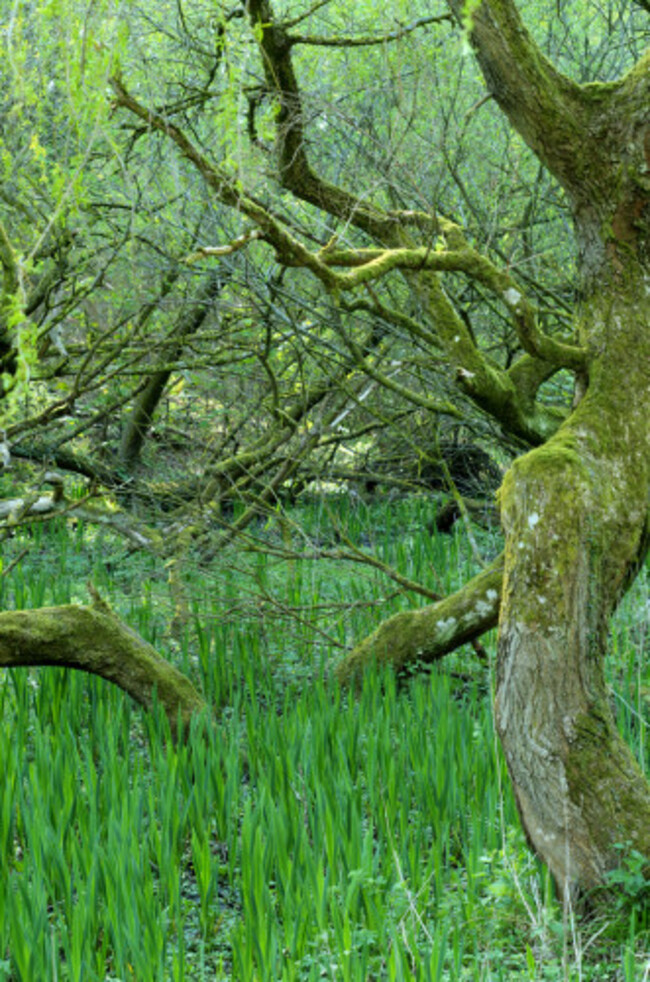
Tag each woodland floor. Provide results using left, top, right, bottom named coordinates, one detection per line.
left=0, top=494, right=648, bottom=980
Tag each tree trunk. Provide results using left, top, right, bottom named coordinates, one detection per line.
left=445, top=0, right=650, bottom=898
left=496, top=276, right=650, bottom=897
left=119, top=272, right=226, bottom=471
left=337, top=271, right=650, bottom=899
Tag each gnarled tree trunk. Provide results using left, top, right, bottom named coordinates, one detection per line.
left=497, top=277, right=650, bottom=895
left=461, top=11, right=650, bottom=892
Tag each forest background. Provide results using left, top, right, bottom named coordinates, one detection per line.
left=0, top=0, right=649, bottom=978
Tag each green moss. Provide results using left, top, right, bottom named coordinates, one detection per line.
left=336, top=555, right=504, bottom=686
left=566, top=710, right=650, bottom=864
left=0, top=605, right=207, bottom=740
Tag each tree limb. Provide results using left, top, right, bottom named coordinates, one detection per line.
left=451, top=0, right=592, bottom=190
left=336, top=553, right=504, bottom=686
left=288, top=15, right=451, bottom=48
left=0, top=598, right=208, bottom=739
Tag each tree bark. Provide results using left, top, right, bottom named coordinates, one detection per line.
left=447, top=0, right=650, bottom=898
left=336, top=555, right=503, bottom=687
left=0, top=598, right=208, bottom=740
left=496, top=277, right=650, bottom=897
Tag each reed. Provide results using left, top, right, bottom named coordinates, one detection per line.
left=0, top=500, right=647, bottom=979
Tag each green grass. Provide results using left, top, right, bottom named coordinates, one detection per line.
left=0, top=497, right=648, bottom=980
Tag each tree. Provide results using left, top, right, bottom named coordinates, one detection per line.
left=1, top=0, right=648, bottom=900
left=108, top=0, right=650, bottom=898
left=447, top=0, right=650, bottom=898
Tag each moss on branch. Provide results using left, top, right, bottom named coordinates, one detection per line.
left=336, top=554, right=504, bottom=687
left=0, top=601, right=208, bottom=739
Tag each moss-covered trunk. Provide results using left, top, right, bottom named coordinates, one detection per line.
left=496, top=276, right=650, bottom=896
left=443, top=0, right=650, bottom=897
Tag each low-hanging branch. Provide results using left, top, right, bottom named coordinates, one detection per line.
left=336, top=554, right=504, bottom=687
left=0, top=591, right=208, bottom=739
left=0, top=553, right=506, bottom=733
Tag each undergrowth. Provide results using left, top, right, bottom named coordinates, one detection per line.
left=0, top=495, right=648, bottom=980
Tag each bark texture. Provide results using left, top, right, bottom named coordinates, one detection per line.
left=462, top=0, right=650, bottom=894
left=496, top=280, right=650, bottom=895
left=336, top=555, right=503, bottom=687
left=0, top=600, right=208, bottom=739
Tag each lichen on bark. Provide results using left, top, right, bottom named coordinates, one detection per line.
left=495, top=274, right=650, bottom=893
left=336, top=555, right=503, bottom=687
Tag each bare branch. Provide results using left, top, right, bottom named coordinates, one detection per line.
left=318, top=236, right=587, bottom=371
left=289, top=15, right=451, bottom=48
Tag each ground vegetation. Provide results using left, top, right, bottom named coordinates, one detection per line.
left=0, top=0, right=648, bottom=952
